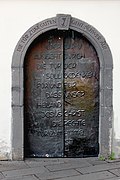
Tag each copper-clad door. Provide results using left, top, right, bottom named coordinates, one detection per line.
left=24, top=30, right=99, bottom=157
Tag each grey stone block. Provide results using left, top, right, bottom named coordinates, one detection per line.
left=99, top=115, right=111, bottom=157
left=2, top=175, right=38, bottom=180
left=100, top=144, right=110, bottom=159
left=108, top=178, right=120, bottom=180
left=87, top=158, right=108, bottom=166
left=104, top=51, right=113, bottom=68
left=99, top=106, right=104, bottom=117
left=100, top=116, right=109, bottom=136
left=109, top=168, right=120, bottom=177
left=0, top=161, right=28, bottom=171
left=55, top=171, right=115, bottom=180
left=12, top=66, right=23, bottom=106
left=104, top=89, right=113, bottom=107
left=76, top=162, right=120, bottom=174
left=46, top=161, right=90, bottom=171
left=36, top=169, right=80, bottom=180
left=2, top=166, right=47, bottom=178
left=104, top=68, right=113, bottom=89
left=12, top=68, right=20, bottom=87
left=104, top=107, right=113, bottom=128
left=100, top=68, right=104, bottom=88
left=63, top=158, right=91, bottom=163
left=104, top=106, right=113, bottom=116
left=12, top=51, right=22, bottom=68
left=0, top=173, right=4, bottom=179
left=12, top=88, right=20, bottom=106
left=12, top=106, right=24, bottom=160
left=100, top=89, right=104, bottom=107
left=56, top=14, right=71, bottom=30
left=25, top=158, right=64, bottom=167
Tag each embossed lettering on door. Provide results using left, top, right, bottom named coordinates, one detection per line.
left=24, top=30, right=99, bottom=157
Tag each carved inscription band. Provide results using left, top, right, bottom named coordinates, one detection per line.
left=16, top=14, right=108, bottom=54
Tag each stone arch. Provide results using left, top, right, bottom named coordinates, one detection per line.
left=12, top=14, right=113, bottom=160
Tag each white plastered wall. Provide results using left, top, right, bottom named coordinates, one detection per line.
left=0, top=0, right=120, bottom=160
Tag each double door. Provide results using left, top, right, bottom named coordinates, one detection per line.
left=24, top=30, right=99, bottom=157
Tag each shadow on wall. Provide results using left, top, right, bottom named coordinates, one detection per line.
left=0, top=140, right=11, bottom=160
left=113, top=138, right=120, bottom=158
left=112, top=116, right=120, bottom=158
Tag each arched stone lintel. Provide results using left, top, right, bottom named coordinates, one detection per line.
left=12, top=15, right=113, bottom=69
left=12, top=14, right=113, bottom=160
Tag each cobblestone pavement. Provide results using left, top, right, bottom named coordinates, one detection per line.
left=0, top=158, right=120, bottom=180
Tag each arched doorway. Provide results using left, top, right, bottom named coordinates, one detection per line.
left=24, top=29, right=99, bottom=158
left=12, top=14, right=113, bottom=160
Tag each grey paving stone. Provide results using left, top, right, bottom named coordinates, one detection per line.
left=0, top=161, right=28, bottom=171
left=87, top=158, right=108, bottom=166
left=77, top=162, right=120, bottom=174
left=62, top=158, right=91, bottom=163
left=2, top=166, right=48, bottom=178
left=0, top=173, right=4, bottom=179
left=26, top=158, right=59, bottom=162
left=25, top=158, right=65, bottom=167
left=36, top=169, right=80, bottom=180
left=53, top=171, right=115, bottom=180
left=107, top=159, right=120, bottom=163
left=2, top=175, right=39, bottom=180
left=25, top=158, right=93, bottom=167
left=46, top=160, right=90, bottom=171
left=109, top=168, right=120, bottom=176
left=107, top=178, right=120, bottom=180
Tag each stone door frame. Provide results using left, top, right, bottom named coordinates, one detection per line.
left=12, top=14, right=113, bottom=160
